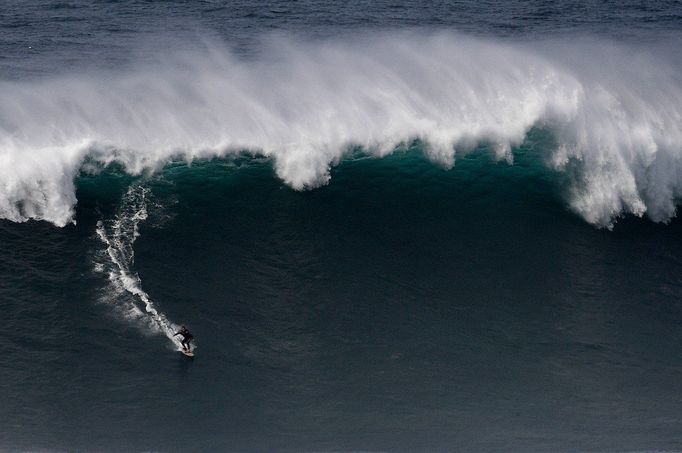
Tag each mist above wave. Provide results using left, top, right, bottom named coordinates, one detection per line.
left=1, top=32, right=681, bottom=227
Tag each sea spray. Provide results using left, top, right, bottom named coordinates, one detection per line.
left=95, top=184, right=186, bottom=350
left=1, top=32, right=681, bottom=227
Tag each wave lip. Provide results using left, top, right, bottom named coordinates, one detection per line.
left=1, top=32, right=682, bottom=227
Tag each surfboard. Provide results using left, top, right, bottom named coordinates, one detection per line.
left=181, top=349, right=194, bottom=357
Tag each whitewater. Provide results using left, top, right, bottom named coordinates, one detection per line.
left=1, top=32, right=682, bottom=228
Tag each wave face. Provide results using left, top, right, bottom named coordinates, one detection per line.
left=1, top=32, right=681, bottom=227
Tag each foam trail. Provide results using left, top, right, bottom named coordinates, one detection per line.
left=1, top=32, right=682, bottom=227
left=95, top=185, right=185, bottom=351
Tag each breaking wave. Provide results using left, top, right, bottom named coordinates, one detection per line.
left=1, top=31, right=681, bottom=227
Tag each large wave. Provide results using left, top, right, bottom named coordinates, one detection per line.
left=1, top=32, right=681, bottom=227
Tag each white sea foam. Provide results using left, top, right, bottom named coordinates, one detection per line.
left=95, top=185, right=185, bottom=350
left=1, top=32, right=681, bottom=227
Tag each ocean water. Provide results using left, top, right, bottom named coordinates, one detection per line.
left=2, top=1, right=682, bottom=452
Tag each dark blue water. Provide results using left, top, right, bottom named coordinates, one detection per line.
left=2, top=2, right=682, bottom=452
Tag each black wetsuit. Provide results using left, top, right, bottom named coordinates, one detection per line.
left=174, top=328, right=194, bottom=351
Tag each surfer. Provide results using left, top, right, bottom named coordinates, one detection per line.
left=174, top=325, right=194, bottom=352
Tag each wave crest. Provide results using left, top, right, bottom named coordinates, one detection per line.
left=1, top=32, right=681, bottom=227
